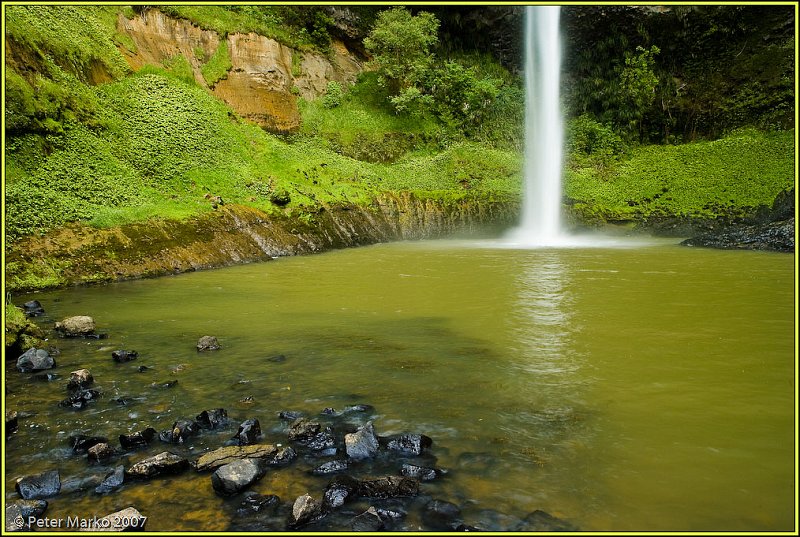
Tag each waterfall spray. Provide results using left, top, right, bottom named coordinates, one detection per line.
left=508, top=5, right=565, bottom=246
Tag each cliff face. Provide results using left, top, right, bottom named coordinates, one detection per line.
left=5, top=197, right=518, bottom=292
left=117, top=9, right=365, bottom=133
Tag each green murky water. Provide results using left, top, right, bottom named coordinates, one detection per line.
left=5, top=239, right=795, bottom=531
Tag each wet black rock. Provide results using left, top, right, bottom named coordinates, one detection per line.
left=197, top=335, right=221, bottom=352
left=233, top=418, right=261, bottom=446
left=32, top=372, right=60, bottom=382
left=66, top=369, right=93, bottom=391
left=16, top=348, right=55, bottom=373
left=323, top=475, right=360, bottom=509
left=400, top=463, right=446, bottom=481
left=238, top=492, right=280, bottom=515
left=351, top=506, right=385, bottom=531
left=267, top=354, right=286, bottom=362
left=358, top=476, right=420, bottom=499
left=423, top=499, right=462, bottom=530
left=279, top=410, right=303, bottom=420
left=126, top=451, right=190, bottom=479
left=288, top=417, right=335, bottom=453
left=375, top=505, right=407, bottom=522
left=89, top=507, right=147, bottom=531
left=137, top=365, right=150, bottom=372
left=69, top=435, right=108, bottom=453
left=87, top=442, right=115, bottom=462
left=119, top=427, right=156, bottom=450
left=321, top=407, right=336, bottom=415
left=59, top=389, right=100, bottom=410
left=288, top=494, right=324, bottom=528
left=306, top=430, right=336, bottom=454
left=94, top=465, right=125, bottom=494
left=515, top=510, right=577, bottom=531
left=311, top=459, right=349, bottom=476
left=22, top=300, right=45, bottom=317
left=111, top=350, right=138, bottom=363
left=345, top=421, right=379, bottom=460
left=288, top=418, right=320, bottom=442
left=211, top=458, right=267, bottom=496
left=159, top=420, right=200, bottom=444
left=111, top=397, right=132, bottom=406
left=6, top=411, right=18, bottom=437
left=197, top=408, right=228, bottom=429
left=681, top=218, right=794, bottom=252
left=385, top=433, right=433, bottom=456
left=6, top=499, right=48, bottom=531
left=455, top=523, right=481, bottom=531
left=15, top=470, right=61, bottom=500
left=269, top=446, right=298, bottom=467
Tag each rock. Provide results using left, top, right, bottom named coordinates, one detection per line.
left=32, top=372, right=59, bottom=382
left=306, top=430, right=336, bottom=454
left=22, top=300, right=45, bottom=317
left=237, top=492, right=280, bottom=515
left=84, top=507, right=147, bottom=531
left=288, top=494, right=324, bottom=528
left=358, top=476, right=419, bottom=499
left=287, top=418, right=320, bottom=442
left=345, top=421, right=379, bottom=460
left=152, top=379, right=178, bottom=389
left=67, top=369, right=94, bottom=391
left=267, top=354, right=286, bottom=362
left=15, top=470, right=61, bottom=500
left=516, top=510, right=577, bottom=531
left=455, top=523, right=481, bottom=531
left=196, top=336, right=220, bottom=352
left=195, top=444, right=278, bottom=471
left=54, top=316, right=95, bottom=337
left=59, top=389, right=100, bottom=410
left=87, top=442, right=115, bottom=462
left=311, top=459, right=349, bottom=476
left=196, top=408, right=228, bottom=429
left=269, top=446, right=298, bottom=466
left=125, top=452, right=189, bottom=479
left=211, top=458, right=267, bottom=496
left=119, top=427, right=156, bottom=450
left=6, top=411, right=18, bottom=436
left=232, top=418, right=261, bottom=445
left=351, top=506, right=385, bottom=531
left=323, top=475, right=360, bottom=509
left=16, top=348, right=55, bottom=373
left=159, top=419, right=199, bottom=444
left=423, top=499, right=462, bottom=530
left=69, top=435, right=109, bottom=453
left=95, top=465, right=125, bottom=494
left=111, top=350, right=138, bottom=363
left=6, top=499, right=48, bottom=531
left=375, top=506, right=406, bottom=522
left=400, top=463, right=445, bottom=481
left=279, top=410, right=303, bottom=420
left=385, top=433, right=432, bottom=456
left=681, top=217, right=795, bottom=252
left=137, top=365, right=149, bottom=372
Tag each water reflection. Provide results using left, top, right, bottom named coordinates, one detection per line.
left=511, top=252, right=578, bottom=377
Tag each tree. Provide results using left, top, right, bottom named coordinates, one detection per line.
left=363, top=7, right=439, bottom=96
left=619, top=45, right=660, bottom=136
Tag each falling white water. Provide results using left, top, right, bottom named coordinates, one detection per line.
left=507, top=5, right=566, bottom=247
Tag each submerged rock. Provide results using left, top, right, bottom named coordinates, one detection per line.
left=59, top=389, right=100, bottom=410
left=423, top=499, right=462, bottom=530
left=211, top=458, right=267, bottom=496
left=358, top=476, right=419, bottom=499
left=112, top=350, right=138, bottom=363
left=237, top=492, right=280, bottom=515
left=345, top=421, right=379, bottom=460
left=126, top=452, right=189, bottom=479
left=6, top=499, right=48, bottom=531
left=351, top=506, right=385, bottom=531
left=22, top=300, right=45, bottom=317
left=32, top=372, right=60, bottom=382
left=6, top=411, right=18, bottom=437
left=233, top=418, right=261, bottom=446
left=278, top=410, right=303, bottom=421
left=67, top=369, right=93, bottom=391
left=54, top=316, right=95, bottom=337
left=69, top=435, right=108, bottom=453
left=196, top=408, right=228, bottom=429
left=195, top=444, right=278, bottom=471
left=515, top=509, right=578, bottom=531
left=311, top=459, right=349, bottom=476
left=119, top=427, right=156, bottom=450
left=269, top=446, right=298, bottom=467
left=288, top=494, right=324, bottom=528
left=95, top=465, right=125, bottom=494
left=400, top=463, right=445, bottom=481
left=197, top=336, right=220, bottom=352
left=15, top=470, right=61, bottom=500
left=16, top=348, right=55, bottom=373
left=152, top=379, right=178, bottom=389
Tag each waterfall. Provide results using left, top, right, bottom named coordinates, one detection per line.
left=508, top=5, right=565, bottom=246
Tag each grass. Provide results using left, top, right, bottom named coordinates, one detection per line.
left=200, top=40, right=232, bottom=87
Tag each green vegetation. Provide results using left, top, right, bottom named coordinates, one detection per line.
left=3, top=4, right=793, bottom=263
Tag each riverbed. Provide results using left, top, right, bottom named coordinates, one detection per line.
left=5, top=238, right=795, bottom=531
